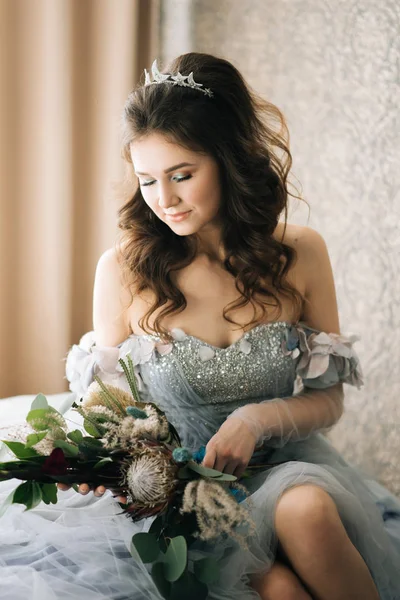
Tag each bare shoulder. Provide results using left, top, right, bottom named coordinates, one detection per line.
left=92, top=247, right=133, bottom=346
left=274, top=222, right=327, bottom=255
left=273, top=222, right=339, bottom=331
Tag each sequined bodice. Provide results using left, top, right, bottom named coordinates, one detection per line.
left=136, top=321, right=297, bottom=414
left=66, top=320, right=363, bottom=449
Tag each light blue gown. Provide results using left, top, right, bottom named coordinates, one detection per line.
left=1, top=321, right=399, bottom=599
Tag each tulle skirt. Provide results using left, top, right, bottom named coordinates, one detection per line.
left=1, top=432, right=400, bottom=600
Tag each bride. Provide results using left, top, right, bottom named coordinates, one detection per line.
left=2, top=52, right=400, bottom=600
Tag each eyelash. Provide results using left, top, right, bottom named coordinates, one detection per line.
left=141, top=175, right=192, bottom=187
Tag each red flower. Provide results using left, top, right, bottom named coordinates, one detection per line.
left=41, top=448, right=68, bottom=476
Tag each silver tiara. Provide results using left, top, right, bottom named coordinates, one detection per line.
left=144, top=59, right=214, bottom=98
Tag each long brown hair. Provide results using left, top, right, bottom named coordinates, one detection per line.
left=117, top=52, right=305, bottom=340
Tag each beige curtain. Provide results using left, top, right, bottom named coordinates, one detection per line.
left=0, top=0, right=159, bottom=397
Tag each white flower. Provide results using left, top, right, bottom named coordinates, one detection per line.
left=123, top=445, right=178, bottom=505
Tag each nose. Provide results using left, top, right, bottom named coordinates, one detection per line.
left=158, top=182, right=180, bottom=210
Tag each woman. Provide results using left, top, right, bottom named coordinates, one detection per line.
left=2, top=52, right=400, bottom=600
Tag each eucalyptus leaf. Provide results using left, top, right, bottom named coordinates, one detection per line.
left=193, top=556, right=220, bottom=584
left=131, top=532, right=160, bottom=563
left=187, top=461, right=237, bottom=480
left=25, top=431, right=47, bottom=449
left=163, top=536, right=187, bottom=583
left=151, top=562, right=171, bottom=598
left=209, top=473, right=237, bottom=482
left=53, top=440, right=79, bottom=457
left=67, top=429, right=83, bottom=444
left=31, top=393, right=49, bottom=410
left=2, top=441, right=39, bottom=459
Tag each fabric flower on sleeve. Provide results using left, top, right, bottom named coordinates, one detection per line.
left=65, top=331, right=161, bottom=398
left=282, top=324, right=364, bottom=390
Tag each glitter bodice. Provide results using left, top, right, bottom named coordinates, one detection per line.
left=138, top=322, right=297, bottom=411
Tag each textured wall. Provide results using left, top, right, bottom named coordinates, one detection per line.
left=159, top=0, right=400, bottom=494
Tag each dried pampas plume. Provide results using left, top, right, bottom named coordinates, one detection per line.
left=82, top=381, right=134, bottom=411
left=181, top=479, right=255, bottom=547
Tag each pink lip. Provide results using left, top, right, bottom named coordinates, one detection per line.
left=165, top=211, right=191, bottom=222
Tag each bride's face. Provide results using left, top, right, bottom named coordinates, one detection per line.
left=130, top=133, right=222, bottom=236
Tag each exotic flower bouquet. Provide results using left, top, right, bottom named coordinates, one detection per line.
left=0, top=356, right=261, bottom=600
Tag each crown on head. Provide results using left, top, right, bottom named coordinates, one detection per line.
left=144, top=59, right=214, bottom=98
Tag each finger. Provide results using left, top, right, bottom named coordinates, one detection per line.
left=94, top=485, right=106, bottom=497
left=233, top=464, right=246, bottom=479
left=78, top=483, right=90, bottom=495
left=57, top=483, right=70, bottom=491
left=202, top=447, right=217, bottom=469
left=223, top=461, right=239, bottom=475
left=116, top=495, right=128, bottom=504
left=213, top=453, right=230, bottom=473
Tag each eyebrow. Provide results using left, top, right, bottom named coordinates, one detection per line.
left=135, top=162, right=196, bottom=176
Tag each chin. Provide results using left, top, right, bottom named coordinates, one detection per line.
left=168, top=224, right=197, bottom=236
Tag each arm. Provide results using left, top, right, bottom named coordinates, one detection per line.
left=203, top=227, right=346, bottom=475
left=60, top=247, right=132, bottom=500
left=92, top=247, right=132, bottom=346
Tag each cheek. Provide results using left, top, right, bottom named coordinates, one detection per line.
left=191, top=179, right=221, bottom=211
left=140, top=189, right=158, bottom=209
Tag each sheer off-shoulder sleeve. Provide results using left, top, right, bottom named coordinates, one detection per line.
left=227, top=323, right=364, bottom=447
left=65, top=331, right=157, bottom=398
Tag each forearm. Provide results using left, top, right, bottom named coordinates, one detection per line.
left=228, top=383, right=344, bottom=446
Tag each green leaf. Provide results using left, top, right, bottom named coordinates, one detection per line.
left=163, top=536, right=187, bottom=583
left=151, top=562, right=171, bottom=598
left=67, top=429, right=83, bottom=444
left=187, top=461, right=237, bottom=481
left=149, top=515, right=164, bottom=538
left=25, top=431, right=47, bottom=448
left=2, top=441, right=39, bottom=459
left=131, top=532, right=160, bottom=563
left=78, top=437, right=104, bottom=458
left=81, top=437, right=103, bottom=448
left=53, top=440, right=79, bottom=457
left=13, top=481, right=43, bottom=510
left=83, top=419, right=102, bottom=437
left=26, top=407, right=66, bottom=432
left=40, top=483, right=58, bottom=505
left=93, top=457, right=113, bottom=470
left=210, top=473, right=237, bottom=482
left=31, top=393, right=49, bottom=410
left=193, top=556, right=220, bottom=584
left=170, top=570, right=208, bottom=600
left=177, top=465, right=192, bottom=479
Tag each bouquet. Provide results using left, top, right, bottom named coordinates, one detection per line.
left=0, top=355, right=266, bottom=599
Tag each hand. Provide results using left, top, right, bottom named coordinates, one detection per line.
left=56, top=483, right=127, bottom=504
left=202, top=417, right=257, bottom=479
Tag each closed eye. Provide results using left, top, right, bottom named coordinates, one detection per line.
left=141, top=174, right=192, bottom=187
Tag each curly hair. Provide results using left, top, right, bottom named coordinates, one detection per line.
left=116, top=52, right=305, bottom=341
